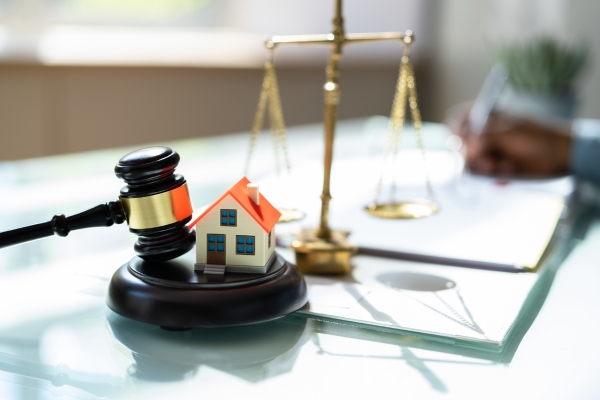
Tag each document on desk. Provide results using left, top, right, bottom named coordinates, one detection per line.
left=292, top=254, right=539, bottom=347
left=335, top=176, right=566, bottom=272
left=261, top=150, right=571, bottom=272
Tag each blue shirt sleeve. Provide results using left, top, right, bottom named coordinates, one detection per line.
left=571, top=119, right=600, bottom=185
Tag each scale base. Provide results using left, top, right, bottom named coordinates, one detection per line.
left=365, top=199, right=439, bottom=219
left=278, top=208, right=306, bottom=223
left=291, top=228, right=357, bottom=275
left=106, top=252, right=307, bottom=329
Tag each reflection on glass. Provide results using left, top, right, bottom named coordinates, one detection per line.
left=106, top=311, right=309, bottom=383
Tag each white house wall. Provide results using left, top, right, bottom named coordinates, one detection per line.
left=264, top=225, right=275, bottom=265
left=196, top=194, right=269, bottom=268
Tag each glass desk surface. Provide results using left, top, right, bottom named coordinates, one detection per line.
left=0, top=118, right=599, bottom=400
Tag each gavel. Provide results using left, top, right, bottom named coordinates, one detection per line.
left=0, top=147, right=196, bottom=261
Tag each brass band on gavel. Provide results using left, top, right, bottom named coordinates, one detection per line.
left=120, top=183, right=193, bottom=230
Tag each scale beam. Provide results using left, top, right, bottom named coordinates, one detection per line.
left=267, top=32, right=412, bottom=48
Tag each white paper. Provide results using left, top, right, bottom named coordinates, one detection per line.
left=259, top=151, right=569, bottom=269
left=295, top=254, right=538, bottom=345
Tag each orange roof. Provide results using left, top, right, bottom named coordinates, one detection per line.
left=188, top=176, right=281, bottom=233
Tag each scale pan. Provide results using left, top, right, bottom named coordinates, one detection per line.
left=365, top=199, right=439, bottom=219
left=278, top=208, right=306, bottom=223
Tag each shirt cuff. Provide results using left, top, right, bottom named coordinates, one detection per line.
left=571, top=119, right=600, bottom=185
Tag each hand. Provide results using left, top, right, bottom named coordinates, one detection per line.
left=447, top=108, right=573, bottom=177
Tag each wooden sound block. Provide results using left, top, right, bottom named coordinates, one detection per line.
left=106, top=252, right=308, bottom=329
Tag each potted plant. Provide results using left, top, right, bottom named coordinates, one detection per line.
left=495, top=37, right=589, bottom=120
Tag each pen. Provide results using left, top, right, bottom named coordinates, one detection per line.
left=468, top=63, right=509, bottom=135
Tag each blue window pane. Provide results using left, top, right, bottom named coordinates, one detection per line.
left=208, top=244, right=216, bottom=251
left=246, top=246, right=254, bottom=254
left=221, top=210, right=228, bottom=217
left=208, top=235, right=215, bottom=243
left=229, top=218, right=236, bottom=225
left=221, top=218, right=228, bottom=225
left=217, top=245, right=224, bottom=252
left=217, top=236, right=224, bottom=243
left=245, top=237, right=254, bottom=245
left=237, top=237, right=244, bottom=244
left=229, top=210, right=236, bottom=217
left=237, top=245, right=245, bottom=253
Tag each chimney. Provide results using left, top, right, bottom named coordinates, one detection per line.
left=247, top=183, right=260, bottom=205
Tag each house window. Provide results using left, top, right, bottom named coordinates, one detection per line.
left=236, top=235, right=255, bottom=255
left=220, top=209, right=237, bottom=226
left=268, top=231, right=272, bottom=248
left=207, top=234, right=225, bottom=252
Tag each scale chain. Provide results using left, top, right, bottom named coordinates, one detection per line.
left=267, top=63, right=292, bottom=174
left=371, top=48, right=436, bottom=207
left=244, top=55, right=292, bottom=177
left=372, top=52, right=409, bottom=206
left=388, top=55, right=410, bottom=205
left=407, top=61, right=436, bottom=203
left=244, top=61, right=271, bottom=175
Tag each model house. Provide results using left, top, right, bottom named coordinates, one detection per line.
left=189, top=176, right=281, bottom=274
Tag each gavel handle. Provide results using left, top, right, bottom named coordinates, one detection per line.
left=0, top=201, right=125, bottom=249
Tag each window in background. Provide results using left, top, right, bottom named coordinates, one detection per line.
left=46, top=0, right=226, bottom=26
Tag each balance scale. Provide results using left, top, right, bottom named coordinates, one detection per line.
left=244, top=0, right=439, bottom=274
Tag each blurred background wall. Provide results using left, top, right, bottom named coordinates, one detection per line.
left=0, top=0, right=597, bottom=160
left=432, top=0, right=600, bottom=122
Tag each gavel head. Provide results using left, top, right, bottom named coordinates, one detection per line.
left=114, top=147, right=196, bottom=262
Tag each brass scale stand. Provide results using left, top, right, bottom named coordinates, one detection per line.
left=245, top=0, right=438, bottom=274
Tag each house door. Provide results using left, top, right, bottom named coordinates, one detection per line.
left=207, top=234, right=226, bottom=265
